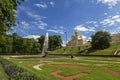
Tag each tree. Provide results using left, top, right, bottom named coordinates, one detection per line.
left=91, top=31, right=111, bottom=50
left=0, top=35, right=12, bottom=53
left=38, top=35, right=62, bottom=51
left=0, top=0, right=24, bottom=35
left=32, top=42, right=41, bottom=54
left=38, top=35, right=44, bottom=50
left=49, top=35, right=62, bottom=50
left=12, top=33, right=22, bottom=53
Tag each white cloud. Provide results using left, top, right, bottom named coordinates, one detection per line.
left=19, top=7, right=47, bottom=30
left=47, top=29, right=65, bottom=34
left=116, top=19, right=120, bottom=22
left=100, top=15, right=120, bottom=26
left=20, top=6, right=45, bottom=20
left=101, top=18, right=115, bottom=26
left=34, top=3, right=47, bottom=8
left=21, top=21, right=29, bottom=28
left=97, top=0, right=120, bottom=8
left=33, top=21, right=47, bottom=30
left=62, top=40, right=66, bottom=47
left=86, top=21, right=97, bottom=24
left=112, top=15, right=120, bottom=19
left=24, top=35, right=40, bottom=40
left=80, top=35, right=86, bottom=39
left=26, top=11, right=43, bottom=20
left=53, top=25, right=64, bottom=29
left=104, top=13, right=108, bottom=15
left=88, top=37, right=91, bottom=40
left=74, top=25, right=95, bottom=32
left=38, top=21, right=47, bottom=30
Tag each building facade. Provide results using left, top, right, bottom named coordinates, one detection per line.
left=67, top=29, right=87, bottom=46
left=112, top=33, right=120, bottom=43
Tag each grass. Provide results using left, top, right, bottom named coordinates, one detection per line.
left=88, top=42, right=120, bottom=55
left=49, top=46, right=88, bottom=54
left=49, top=42, right=120, bottom=55
left=1, top=55, right=120, bottom=80
left=5, top=56, right=120, bottom=80
left=0, top=64, right=8, bottom=80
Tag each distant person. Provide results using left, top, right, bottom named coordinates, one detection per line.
left=64, top=48, right=65, bottom=52
left=78, top=47, right=80, bottom=51
left=71, top=54, right=74, bottom=59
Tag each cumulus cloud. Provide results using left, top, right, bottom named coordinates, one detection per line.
left=24, top=35, right=40, bottom=40
left=34, top=2, right=47, bottom=8
left=74, top=25, right=95, bottom=32
left=97, top=0, right=120, bottom=8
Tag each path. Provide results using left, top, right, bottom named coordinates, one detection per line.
left=104, top=67, right=120, bottom=76
left=51, top=70, right=88, bottom=80
left=33, top=64, right=43, bottom=70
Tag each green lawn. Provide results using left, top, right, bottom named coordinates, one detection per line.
left=7, top=56, right=120, bottom=80
left=49, top=46, right=88, bottom=54
left=89, top=42, right=120, bottom=55
left=49, top=42, right=120, bottom=55
left=0, top=64, right=8, bottom=80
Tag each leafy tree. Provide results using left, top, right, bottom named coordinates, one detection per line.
left=91, top=31, right=111, bottom=50
left=0, top=35, right=12, bottom=53
left=12, top=33, right=22, bottom=53
left=32, top=42, right=41, bottom=54
left=0, top=0, right=24, bottom=35
left=38, top=35, right=62, bottom=51
left=49, top=35, right=62, bottom=50
left=38, top=35, right=44, bottom=50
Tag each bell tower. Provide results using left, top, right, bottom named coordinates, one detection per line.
left=75, top=29, right=78, bottom=39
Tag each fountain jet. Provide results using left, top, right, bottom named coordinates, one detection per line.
left=42, top=33, right=49, bottom=58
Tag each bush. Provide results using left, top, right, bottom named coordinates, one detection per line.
left=0, top=57, right=40, bottom=80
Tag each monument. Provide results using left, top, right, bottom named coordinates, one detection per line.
left=42, top=33, right=49, bottom=58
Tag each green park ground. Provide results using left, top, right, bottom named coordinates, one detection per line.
left=0, top=42, right=120, bottom=80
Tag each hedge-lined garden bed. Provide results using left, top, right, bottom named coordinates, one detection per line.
left=0, top=57, right=41, bottom=80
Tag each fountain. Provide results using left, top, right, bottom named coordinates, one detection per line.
left=42, top=33, right=49, bottom=58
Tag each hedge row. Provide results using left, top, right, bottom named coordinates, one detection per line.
left=0, top=57, right=41, bottom=80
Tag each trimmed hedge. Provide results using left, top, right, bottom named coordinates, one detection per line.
left=0, top=57, right=41, bottom=80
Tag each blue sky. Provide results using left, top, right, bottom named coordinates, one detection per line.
left=10, top=0, right=120, bottom=45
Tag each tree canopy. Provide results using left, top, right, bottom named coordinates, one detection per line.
left=0, top=0, right=24, bottom=35
left=38, top=35, right=62, bottom=51
left=91, top=31, right=111, bottom=50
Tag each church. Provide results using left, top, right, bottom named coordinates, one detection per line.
left=67, top=29, right=87, bottom=46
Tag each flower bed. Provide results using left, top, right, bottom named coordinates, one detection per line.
left=0, top=57, right=41, bottom=80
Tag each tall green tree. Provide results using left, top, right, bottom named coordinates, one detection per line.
left=0, top=0, right=24, bottom=35
left=38, top=35, right=62, bottom=51
left=12, top=33, right=22, bottom=53
left=91, top=31, right=111, bottom=50
left=49, top=35, right=62, bottom=50
left=0, top=35, right=12, bottom=53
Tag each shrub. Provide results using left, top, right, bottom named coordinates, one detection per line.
left=0, top=57, right=40, bottom=80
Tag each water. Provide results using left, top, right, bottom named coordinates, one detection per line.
left=42, top=33, right=49, bottom=57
